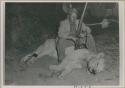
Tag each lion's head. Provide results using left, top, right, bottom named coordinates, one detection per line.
left=87, top=53, right=105, bottom=75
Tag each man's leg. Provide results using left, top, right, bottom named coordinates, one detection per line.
left=57, top=38, right=74, bottom=63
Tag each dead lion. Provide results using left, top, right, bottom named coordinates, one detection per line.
left=49, top=46, right=105, bottom=79
left=21, top=39, right=105, bottom=78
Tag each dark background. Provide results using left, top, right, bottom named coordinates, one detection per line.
left=5, top=2, right=118, bottom=52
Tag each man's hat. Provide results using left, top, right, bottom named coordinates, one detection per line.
left=62, top=3, right=78, bottom=15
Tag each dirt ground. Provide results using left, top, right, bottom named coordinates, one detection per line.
left=5, top=23, right=119, bottom=85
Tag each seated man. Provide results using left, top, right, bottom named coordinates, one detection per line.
left=57, top=8, right=96, bottom=63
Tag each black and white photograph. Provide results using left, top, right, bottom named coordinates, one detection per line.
left=0, top=1, right=125, bottom=87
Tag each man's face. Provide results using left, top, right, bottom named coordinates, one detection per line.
left=69, top=12, right=77, bottom=23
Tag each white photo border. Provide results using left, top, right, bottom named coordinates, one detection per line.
left=0, top=0, right=125, bottom=88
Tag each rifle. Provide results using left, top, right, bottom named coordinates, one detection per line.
left=69, top=3, right=88, bottom=49
left=68, top=3, right=87, bottom=49
left=76, top=3, right=88, bottom=37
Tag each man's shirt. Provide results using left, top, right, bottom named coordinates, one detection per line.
left=58, top=19, right=91, bottom=38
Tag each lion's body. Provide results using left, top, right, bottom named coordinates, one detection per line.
left=49, top=46, right=95, bottom=78
left=21, top=39, right=105, bottom=79
left=50, top=46, right=105, bottom=78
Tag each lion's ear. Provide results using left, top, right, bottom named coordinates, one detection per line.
left=97, top=53, right=105, bottom=59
